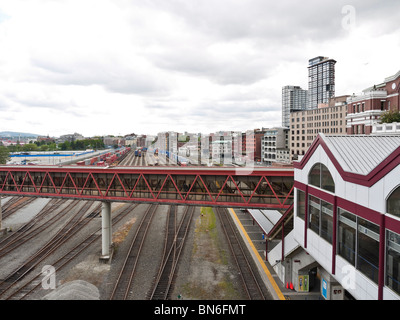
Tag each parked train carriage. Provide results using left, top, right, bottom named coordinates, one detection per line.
left=90, top=156, right=98, bottom=165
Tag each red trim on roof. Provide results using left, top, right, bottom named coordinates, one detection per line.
left=294, top=135, right=400, bottom=187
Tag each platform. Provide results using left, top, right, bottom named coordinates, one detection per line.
left=247, top=209, right=282, bottom=236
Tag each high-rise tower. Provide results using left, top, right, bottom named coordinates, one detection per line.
left=282, top=85, right=308, bottom=128
left=308, top=56, right=336, bottom=109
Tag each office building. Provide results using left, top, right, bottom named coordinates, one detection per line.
left=308, top=56, right=336, bottom=109
left=282, top=85, right=308, bottom=128
left=289, top=96, right=348, bottom=160
left=261, top=127, right=289, bottom=165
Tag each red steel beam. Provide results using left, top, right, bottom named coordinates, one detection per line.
left=0, top=165, right=294, bottom=209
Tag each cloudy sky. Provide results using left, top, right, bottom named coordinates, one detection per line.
left=0, top=0, right=399, bottom=137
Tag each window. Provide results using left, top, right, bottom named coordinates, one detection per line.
left=387, top=186, right=400, bottom=217
left=308, top=164, right=321, bottom=188
left=308, top=163, right=335, bottom=193
left=308, top=195, right=333, bottom=244
left=337, top=208, right=380, bottom=284
left=338, top=208, right=356, bottom=265
left=321, top=201, right=333, bottom=243
left=297, top=189, right=305, bottom=220
left=357, top=217, right=380, bottom=284
left=386, top=230, right=400, bottom=295
left=309, top=196, right=320, bottom=235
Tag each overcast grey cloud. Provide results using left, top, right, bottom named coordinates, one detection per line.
left=0, top=0, right=399, bottom=137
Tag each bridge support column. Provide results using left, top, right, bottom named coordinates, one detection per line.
left=101, top=201, right=112, bottom=259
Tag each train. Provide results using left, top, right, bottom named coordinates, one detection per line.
left=134, top=147, right=146, bottom=157
left=75, top=147, right=131, bottom=166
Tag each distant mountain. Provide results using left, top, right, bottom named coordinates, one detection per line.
left=0, top=131, right=40, bottom=138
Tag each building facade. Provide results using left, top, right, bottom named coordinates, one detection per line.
left=261, top=127, right=289, bottom=165
left=308, top=56, right=336, bottom=110
left=58, top=132, right=85, bottom=143
left=282, top=85, right=308, bottom=128
left=289, top=96, right=348, bottom=160
left=293, top=134, right=400, bottom=300
left=346, top=70, right=400, bottom=135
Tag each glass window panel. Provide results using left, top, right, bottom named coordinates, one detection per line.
left=386, top=230, right=400, bottom=295
left=338, top=208, right=356, bottom=265
left=309, top=195, right=320, bottom=234
left=308, top=163, right=321, bottom=188
left=357, top=217, right=380, bottom=284
left=297, top=189, right=305, bottom=220
left=308, top=163, right=335, bottom=193
left=321, top=165, right=335, bottom=193
left=320, top=201, right=333, bottom=243
left=387, top=186, right=400, bottom=217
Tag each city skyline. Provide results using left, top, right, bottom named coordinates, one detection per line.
left=0, top=1, right=399, bottom=137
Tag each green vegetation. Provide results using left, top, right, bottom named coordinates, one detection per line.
left=4, top=138, right=105, bottom=154
left=380, top=110, right=400, bottom=123
left=0, top=146, right=10, bottom=164
left=58, top=138, right=104, bottom=151
left=180, top=207, right=241, bottom=300
left=199, top=207, right=217, bottom=231
left=181, top=275, right=239, bottom=300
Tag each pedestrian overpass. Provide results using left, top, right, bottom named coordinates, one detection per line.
left=0, top=165, right=294, bottom=257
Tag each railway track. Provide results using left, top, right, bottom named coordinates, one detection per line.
left=110, top=204, right=158, bottom=300
left=6, top=203, right=139, bottom=300
left=1, top=196, right=22, bottom=212
left=0, top=199, right=71, bottom=258
left=1, top=197, right=37, bottom=220
left=216, top=207, right=266, bottom=300
left=0, top=200, right=99, bottom=299
left=117, top=148, right=183, bottom=167
left=148, top=205, right=194, bottom=300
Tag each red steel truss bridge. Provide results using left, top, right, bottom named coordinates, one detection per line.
left=0, top=166, right=294, bottom=209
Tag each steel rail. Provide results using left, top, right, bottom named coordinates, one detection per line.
left=216, top=207, right=266, bottom=300
left=109, top=204, right=158, bottom=300
left=7, top=203, right=138, bottom=300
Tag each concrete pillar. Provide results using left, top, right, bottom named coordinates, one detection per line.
left=101, top=201, right=112, bottom=257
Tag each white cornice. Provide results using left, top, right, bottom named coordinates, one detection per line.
left=385, top=70, right=400, bottom=83
left=347, top=91, right=387, bottom=103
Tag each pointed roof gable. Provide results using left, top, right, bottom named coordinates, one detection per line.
left=294, top=133, right=400, bottom=187
left=322, top=134, right=400, bottom=175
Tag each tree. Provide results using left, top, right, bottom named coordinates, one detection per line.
left=380, top=110, right=400, bottom=123
left=22, top=143, right=39, bottom=152
left=48, top=143, right=57, bottom=151
left=0, top=146, right=10, bottom=164
left=60, top=141, right=71, bottom=151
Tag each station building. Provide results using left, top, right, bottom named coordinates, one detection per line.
left=291, top=133, right=400, bottom=299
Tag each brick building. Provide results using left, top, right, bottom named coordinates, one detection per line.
left=289, top=96, right=348, bottom=160
left=346, top=70, right=400, bottom=135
